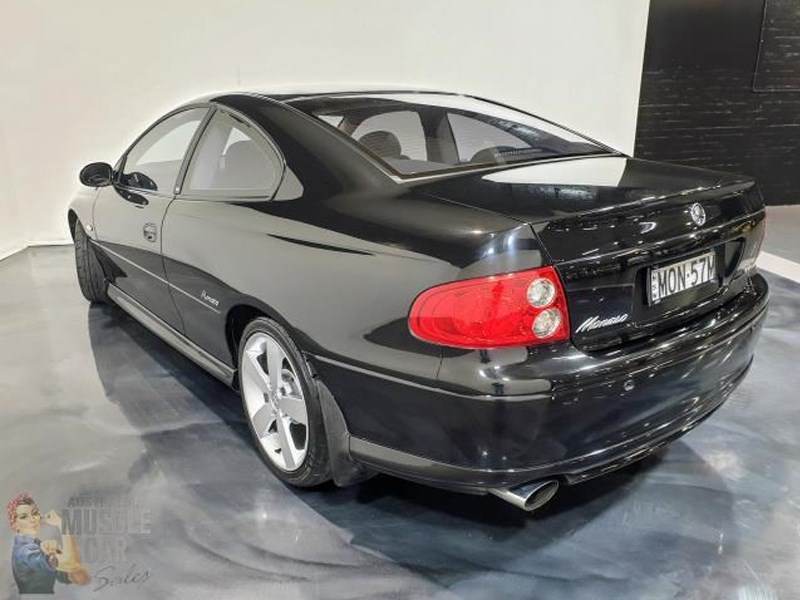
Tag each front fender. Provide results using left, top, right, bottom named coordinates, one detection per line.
left=67, top=187, right=100, bottom=239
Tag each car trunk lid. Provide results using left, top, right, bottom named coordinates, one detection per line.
left=411, top=156, right=766, bottom=350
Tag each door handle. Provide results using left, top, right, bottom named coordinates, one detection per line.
left=143, top=223, right=158, bottom=243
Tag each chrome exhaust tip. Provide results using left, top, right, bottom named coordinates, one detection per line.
left=489, top=479, right=560, bottom=512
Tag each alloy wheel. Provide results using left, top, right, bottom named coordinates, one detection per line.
left=240, top=332, right=309, bottom=472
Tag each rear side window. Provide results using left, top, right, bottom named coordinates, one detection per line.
left=318, top=115, right=344, bottom=128
left=183, top=111, right=283, bottom=197
left=121, top=108, right=207, bottom=193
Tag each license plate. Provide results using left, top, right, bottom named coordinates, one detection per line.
left=649, top=251, right=716, bottom=305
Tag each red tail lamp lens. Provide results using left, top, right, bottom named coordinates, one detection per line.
left=408, top=266, right=570, bottom=349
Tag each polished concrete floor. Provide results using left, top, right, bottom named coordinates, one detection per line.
left=764, top=205, right=800, bottom=264
left=1, top=246, right=799, bottom=599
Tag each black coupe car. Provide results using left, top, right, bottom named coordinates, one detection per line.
left=70, top=89, right=768, bottom=511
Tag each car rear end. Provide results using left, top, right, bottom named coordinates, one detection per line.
left=343, top=159, right=768, bottom=499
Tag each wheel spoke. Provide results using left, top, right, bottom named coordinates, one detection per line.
left=250, top=403, right=274, bottom=438
left=266, top=338, right=284, bottom=393
left=276, top=416, right=297, bottom=470
left=245, top=349, right=270, bottom=393
left=280, top=394, right=307, bottom=425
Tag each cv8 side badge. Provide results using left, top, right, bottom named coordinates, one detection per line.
left=200, top=290, right=220, bottom=308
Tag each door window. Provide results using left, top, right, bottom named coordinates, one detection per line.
left=121, top=108, right=207, bottom=193
left=183, top=111, right=283, bottom=197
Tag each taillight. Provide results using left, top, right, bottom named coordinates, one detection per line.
left=408, top=266, right=570, bottom=349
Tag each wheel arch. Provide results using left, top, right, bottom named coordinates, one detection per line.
left=67, top=210, right=78, bottom=240
left=226, top=298, right=372, bottom=487
left=225, top=299, right=307, bottom=369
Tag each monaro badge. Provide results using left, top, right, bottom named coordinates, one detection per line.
left=690, top=203, right=706, bottom=226
left=575, top=313, right=629, bottom=333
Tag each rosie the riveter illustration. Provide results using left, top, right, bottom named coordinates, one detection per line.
left=7, top=493, right=91, bottom=594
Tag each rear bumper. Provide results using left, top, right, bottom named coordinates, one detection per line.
left=347, top=365, right=742, bottom=491
left=312, top=274, right=768, bottom=492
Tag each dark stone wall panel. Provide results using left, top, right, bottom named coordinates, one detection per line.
left=754, top=0, right=800, bottom=91
left=636, top=0, right=800, bottom=206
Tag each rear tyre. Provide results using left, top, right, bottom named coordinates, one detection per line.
left=74, top=220, right=108, bottom=303
left=238, top=317, right=331, bottom=487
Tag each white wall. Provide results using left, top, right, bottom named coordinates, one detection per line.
left=0, top=0, right=649, bottom=250
left=0, top=121, right=25, bottom=259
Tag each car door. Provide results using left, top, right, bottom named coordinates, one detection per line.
left=162, top=108, right=284, bottom=361
left=93, top=107, right=209, bottom=331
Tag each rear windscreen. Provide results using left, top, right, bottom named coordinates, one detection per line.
left=292, top=93, right=607, bottom=177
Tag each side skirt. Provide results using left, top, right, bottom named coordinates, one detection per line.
left=107, top=284, right=236, bottom=386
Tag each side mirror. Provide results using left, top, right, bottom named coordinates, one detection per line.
left=79, top=162, right=113, bottom=187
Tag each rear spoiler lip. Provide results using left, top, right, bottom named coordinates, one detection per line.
left=416, top=168, right=756, bottom=229
left=524, top=178, right=757, bottom=228
left=544, top=207, right=766, bottom=268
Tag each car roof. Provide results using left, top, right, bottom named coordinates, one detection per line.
left=190, top=85, right=460, bottom=106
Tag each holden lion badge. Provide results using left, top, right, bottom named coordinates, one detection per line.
left=690, top=203, right=706, bottom=226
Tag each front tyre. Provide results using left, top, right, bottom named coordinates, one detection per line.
left=238, top=317, right=331, bottom=487
left=73, top=220, right=108, bottom=303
